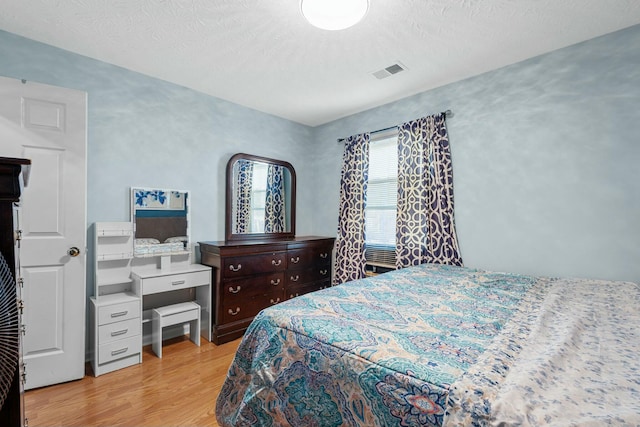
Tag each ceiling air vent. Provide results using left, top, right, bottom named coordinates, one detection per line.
left=371, top=62, right=407, bottom=80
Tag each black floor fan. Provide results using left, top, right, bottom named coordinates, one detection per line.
left=0, top=252, right=19, bottom=413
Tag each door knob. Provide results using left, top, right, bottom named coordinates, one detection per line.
left=68, top=247, right=80, bottom=257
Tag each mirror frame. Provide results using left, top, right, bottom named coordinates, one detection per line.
left=225, top=153, right=296, bottom=242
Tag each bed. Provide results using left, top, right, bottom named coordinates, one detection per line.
left=216, top=263, right=640, bottom=426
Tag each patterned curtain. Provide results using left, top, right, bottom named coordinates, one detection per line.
left=396, top=113, right=463, bottom=268
left=264, top=164, right=286, bottom=233
left=233, top=159, right=254, bottom=233
left=334, top=133, right=370, bottom=285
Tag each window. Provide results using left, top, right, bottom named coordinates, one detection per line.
left=365, top=130, right=398, bottom=268
left=250, top=162, right=268, bottom=231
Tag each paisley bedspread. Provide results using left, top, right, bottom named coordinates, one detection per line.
left=215, top=264, right=640, bottom=426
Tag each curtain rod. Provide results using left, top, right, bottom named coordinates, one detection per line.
left=337, top=110, right=453, bottom=143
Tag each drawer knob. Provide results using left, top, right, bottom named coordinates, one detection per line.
left=111, top=311, right=128, bottom=318
left=228, top=307, right=241, bottom=316
left=320, top=269, right=328, bottom=275
left=172, top=280, right=186, bottom=286
left=272, top=259, right=282, bottom=266
left=111, top=329, right=128, bottom=337
left=270, top=298, right=280, bottom=305
left=290, top=293, right=299, bottom=299
left=270, top=279, right=281, bottom=286
left=229, top=264, right=242, bottom=272
left=290, top=275, right=299, bottom=282
left=111, top=347, right=128, bottom=356
left=290, top=256, right=300, bottom=264
left=228, top=285, right=241, bottom=294
left=320, top=253, right=328, bottom=259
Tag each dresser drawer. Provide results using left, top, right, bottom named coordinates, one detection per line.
left=98, top=300, right=140, bottom=326
left=222, top=294, right=282, bottom=324
left=142, top=269, right=210, bottom=295
left=98, top=335, right=141, bottom=364
left=223, top=272, right=284, bottom=300
left=98, top=318, right=141, bottom=345
left=288, top=245, right=332, bottom=269
left=222, top=252, right=286, bottom=278
left=286, top=267, right=331, bottom=286
left=287, top=279, right=331, bottom=300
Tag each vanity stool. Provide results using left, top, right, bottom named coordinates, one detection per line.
left=152, top=301, right=201, bottom=358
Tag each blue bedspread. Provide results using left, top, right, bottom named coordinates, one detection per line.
left=216, top=263, right=640, bottom=426
left=216, top=264, right=544, bottom=426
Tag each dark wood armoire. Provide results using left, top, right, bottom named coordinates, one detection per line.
left=0, top=157, right=30, bottom=427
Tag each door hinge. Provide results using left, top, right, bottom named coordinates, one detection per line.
left=21, top=362, right=27, bottom=384
left=17, top=299, right=24, bottom=315
left=21, top=324, right=26, bottom=336
left=15, top=229, right=22, bottom=241
left=18, top=277, right=24, bottom=288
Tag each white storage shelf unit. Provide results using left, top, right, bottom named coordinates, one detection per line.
left=95, top=222, right=136, bottom=296
left=90, top=222, right=142, bottom=376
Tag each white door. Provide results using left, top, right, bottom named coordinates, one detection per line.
left=0, top=76, right=87, bottom=389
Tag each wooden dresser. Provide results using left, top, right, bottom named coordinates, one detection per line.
left=199, top=236, right=334, bottom=344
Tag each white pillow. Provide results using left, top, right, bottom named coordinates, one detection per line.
left=164, top=236, right=188, bottom=243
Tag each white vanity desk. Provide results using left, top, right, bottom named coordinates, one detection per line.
left=91, top=231, right=212, bottom=377
left=131, top=262, right=212, bottom=343
left=91, top=188, right=211, bottom=376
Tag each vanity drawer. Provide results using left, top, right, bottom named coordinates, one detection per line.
left=98, top=335, right=141, bottom=364
left=98, top=318, right=141, bottom=345
left=223, top=272, right=284, bottom=300
left=98, top=301, right=140, bottom=326
left=142, top=269, right=210, bottom=295
left=222, top=252, right=287, bottom=278
left=222, top=294, right=282, bottom=324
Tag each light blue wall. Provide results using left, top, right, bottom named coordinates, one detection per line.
left=311, top=24, right=640, bottom=283
left=0, top=29, right=316, bottom=344
left=2, top=24, right=639, bottom=286
left=0, top=30, right=315, bottom=246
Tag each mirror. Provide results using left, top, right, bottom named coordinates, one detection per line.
left=226, top=153, right=296, bottom=242
left=131, top=187, right=190, bottom=257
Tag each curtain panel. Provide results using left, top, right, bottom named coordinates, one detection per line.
left=264, top=164, right=286, bottom=233
left=396, top=113, right=463, bottom=268
left=233, top=159, right=253, bottom=234
left=334, top=133, right=370, bottom=285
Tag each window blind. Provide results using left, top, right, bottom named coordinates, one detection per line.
left=365, top=132, right=397, bottom=268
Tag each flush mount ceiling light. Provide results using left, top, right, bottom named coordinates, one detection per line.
left=301, top=0, right=369, bottom=31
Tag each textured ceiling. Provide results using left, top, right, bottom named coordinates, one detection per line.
left=1, top=0, right=640, bottom=126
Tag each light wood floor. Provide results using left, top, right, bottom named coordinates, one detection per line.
left=24, top=336, right=241, bottom=427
